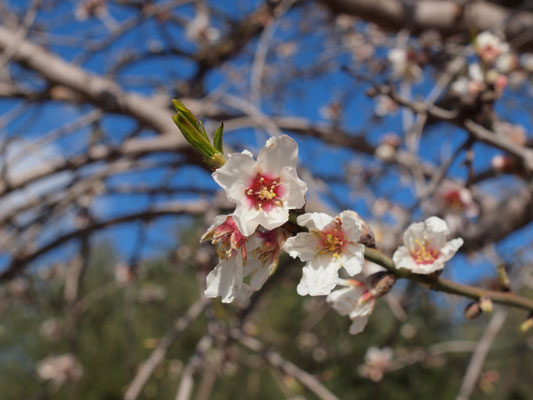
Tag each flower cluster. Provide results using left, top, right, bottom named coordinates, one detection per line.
left=199, top=134, right=464, bottom=335
left=202, top=135, right=306, bottom=303
left=451, top=32, right=522, bottom=98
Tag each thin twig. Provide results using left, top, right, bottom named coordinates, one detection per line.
left=456, top=310, right=507, bottom=400
left=175, top=334, right=214, bottom=400
left=232, top=329, right=340, bottom=400
left=364, top=247, right=533, bottom=312
left=125, top=297, right=209, bottom=400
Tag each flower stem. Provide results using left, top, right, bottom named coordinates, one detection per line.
left=364, top=247, right=533, bottom=312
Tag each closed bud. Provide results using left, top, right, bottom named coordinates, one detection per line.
left=366, top=272, right=396, bottom=299
left=479, top=297, right=493, bottom=313
left=520, top=315, right=533, bottom=333
left=206, top=152, right=227, bottom=169
left=346, top=210, right=375, bottom=248
left=464, top=302, right=482, bottom=320
left=496, top=264, right=511, bottom=291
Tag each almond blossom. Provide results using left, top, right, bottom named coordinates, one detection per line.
left=451, top=63, right=485, bottom=96
left=37, top=353, right=83, bottom=388
left=326, top=279, right=375, bottom=335
left=212, top=134, right=307, bottom=236
left=236, top=227, right=288, bottom=303
left=434, top=181, right=478, bottom=219
left=201, top=214, right=287, bottom=303
left=387, top=47, right=422, bottom=82
left=358, top=347, right=394, bottom=382
left=185, top=11, right=220, bottom=45
left=475, top=32, right=509, bottom=66
left=283, top=211, right=365, bottom=296
left=392, top=216, right=463, bottom=275
left=201, top=214, right=248, bottom=303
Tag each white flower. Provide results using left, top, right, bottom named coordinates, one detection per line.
left=237, top=228, right=288, bottom=304
left=284, top=211, right=365, bottom=296
left=435, top=181, right=478, bottom=218
left=213, top=134, right=307, bottom=236
left=37, top=353, right=83, bottom=387
left=327, top=279, right=375, bottom=335
left=451, top=63, right=485, bottom=96
left=388, top=47, right=422, bottom=82
left=475, top=32, right=509, bottom=65
left=392, top=216, right=463, bottom=275
left=185, top=12, right=220, bottom=45
left=365, top=347, right=394, bottom=366
left=375, top=95, right=398, bottom=117
left=201, top=215, right=286, bottom=303
left=359, top=347, right=394, bottom=382
left=201, top=214, right=248, bottom=303
left=496, top=52, right=517, bottom=74
left=360, top=261, right=385, bottom=278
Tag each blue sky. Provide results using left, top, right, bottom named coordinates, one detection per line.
left=1, top=0, right=532, bottom=289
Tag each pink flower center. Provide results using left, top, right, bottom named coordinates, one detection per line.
left=251, top=229, right=285, bottom=267
left=443, top=190, right=464, bottom=210
left=410, top=239, right=440, bottom=265
left=316, top=219, right=346, bottom=258
left=245, top=172, right=284, bottom=211
left=212, top=216, right=247, bottom=263
left=481, top=45, right=500, bottom=62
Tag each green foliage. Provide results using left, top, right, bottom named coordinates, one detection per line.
left=0, top=237, right=532, bottom=399
left=171, top=99, right=225, bottom=168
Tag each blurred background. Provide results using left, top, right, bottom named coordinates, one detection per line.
left=0, top=0, right=533, bottom=399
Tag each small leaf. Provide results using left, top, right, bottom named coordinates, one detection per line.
left=174, top=113, right=215, bottom=157
left=172, top=99, right=201, bottom=133
left=197, top=120, right=209, bottom=141
left=213, top=122, right=224, bottom=153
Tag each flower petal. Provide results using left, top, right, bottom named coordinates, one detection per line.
left=339, top=210, right=363, bottom=243
left=350, top=298, right=374, bottom=319
left=204, top=256, right=243, bottom=303
left=243, top=256, right=271, bottom=290
left=349, top=314, right=369, bottom=335
left=402, top=221, right=425, bottom=253
left=283, top=232, right=319, bottom=262
left=200, top=214, right=230, bottom=242
left=256, top=135, right=298, bottom=175
left=392, top=246, right=420, bottom=271
left=340, top=243, right=365, bottom=276
left=280, top=166, right=307, bottom=209
left=424, top=216, right=449, bottom=249
left=297, top=254, right=340, bottom=296
left=327, top=286, right=364, bottom=316
left=260, top=205, right=290, bottom=231
left=440, top=238, right=464, bottom=262
left=212, top=151, right=256, bottom=202
left=232, top=204, right=261, bottom=236
left=296, top=212, right=334, bottom=231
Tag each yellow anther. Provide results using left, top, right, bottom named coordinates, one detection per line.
left=256, top=186, right=276, bottom=200
left=411, top=238, right=439, bottom=264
